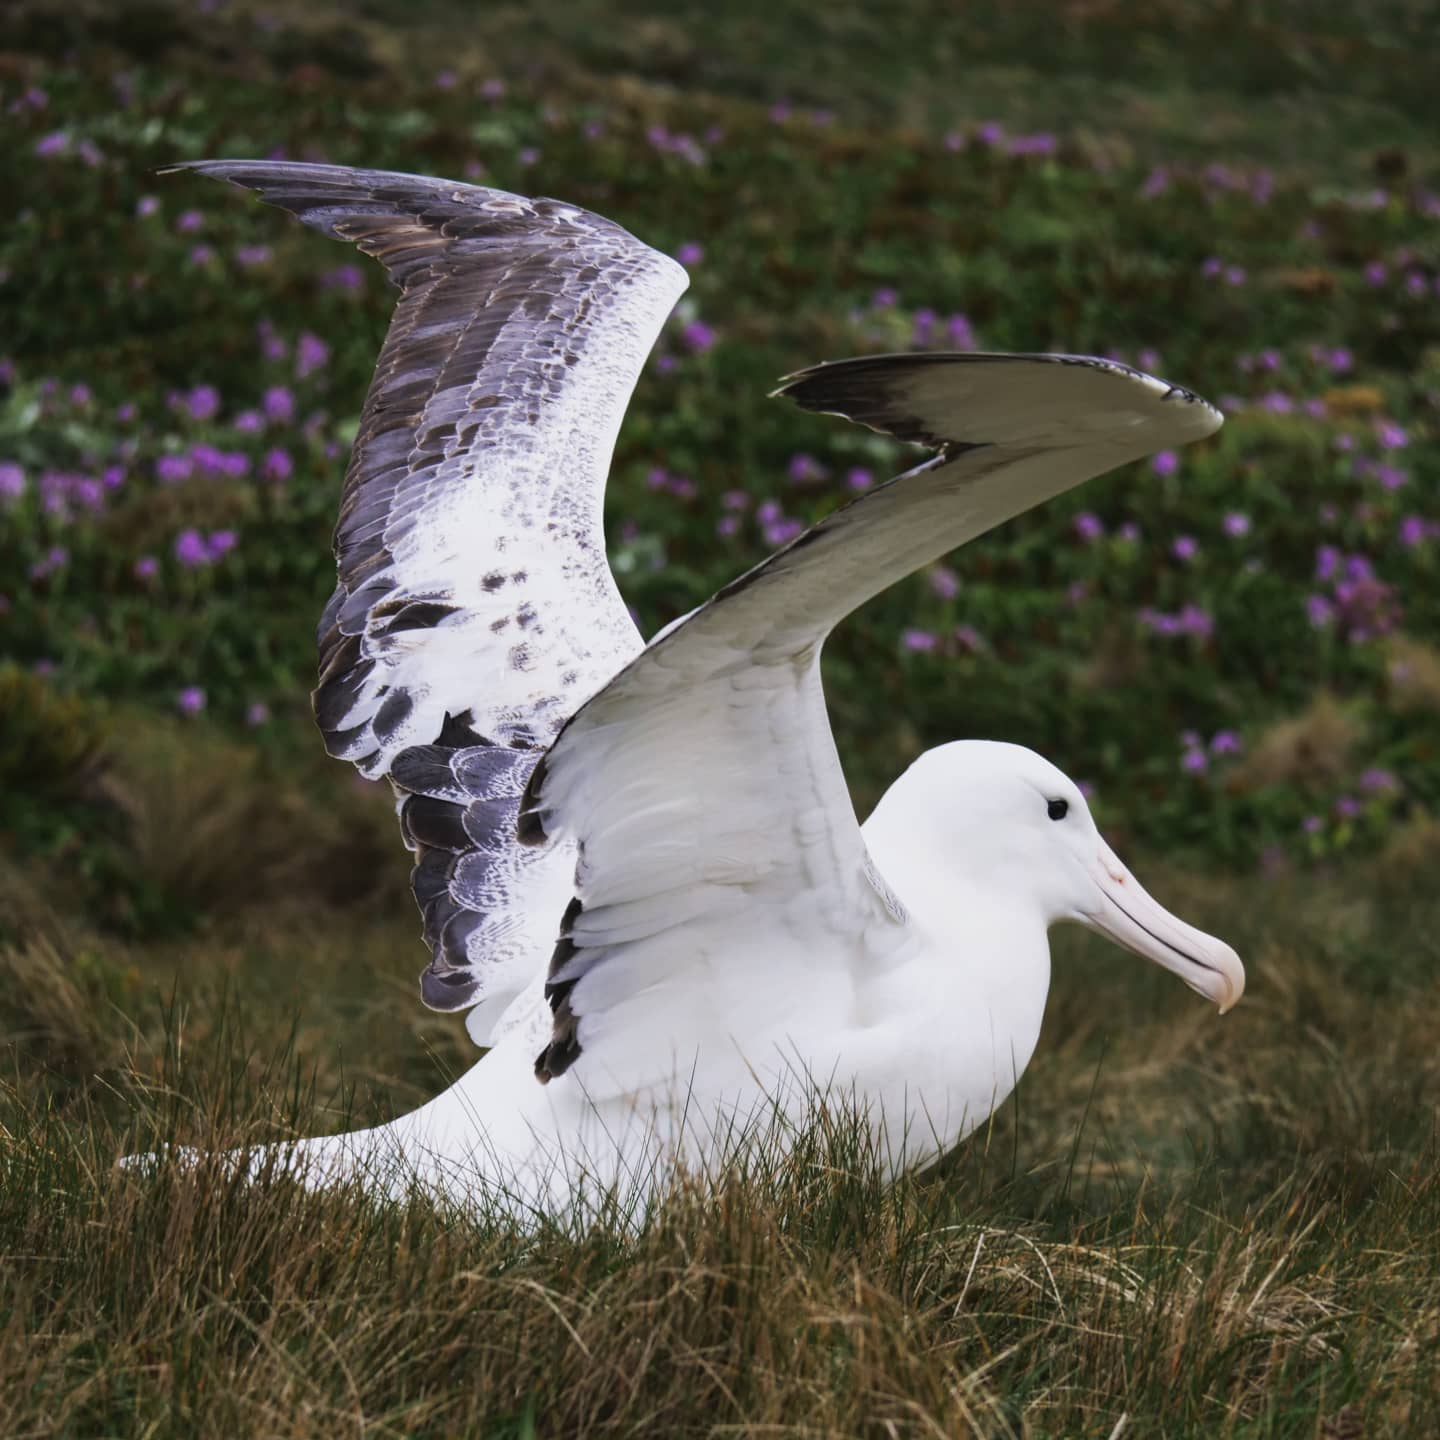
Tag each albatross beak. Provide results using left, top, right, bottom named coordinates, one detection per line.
left=1078, top=841, right=1245, bottom=1013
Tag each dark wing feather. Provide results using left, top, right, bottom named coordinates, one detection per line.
left=172, top=161, right=687, bottom=1042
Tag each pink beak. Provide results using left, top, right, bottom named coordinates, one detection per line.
left=1079, top=841, right=1245, bottom=1013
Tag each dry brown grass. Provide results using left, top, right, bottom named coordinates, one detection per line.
left=3, top=839, right=1439, bottom=1436
left=1227, top=693, right=1365, bottom=792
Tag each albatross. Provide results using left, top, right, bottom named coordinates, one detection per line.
left=146, top=160, right=1244, bottom=1216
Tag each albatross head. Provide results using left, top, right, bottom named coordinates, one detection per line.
left=874, top=740, right=1245, bottom=1013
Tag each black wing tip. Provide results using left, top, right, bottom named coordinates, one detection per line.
left=515, top=753, right=550, bottom=846
left=534, top=1030, right=582, bottom=1083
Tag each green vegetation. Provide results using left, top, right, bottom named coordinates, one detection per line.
left=1, top=2, right=1438, bottom=1434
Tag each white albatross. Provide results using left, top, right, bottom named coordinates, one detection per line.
left=140, top=160, right=1244, bottom=1218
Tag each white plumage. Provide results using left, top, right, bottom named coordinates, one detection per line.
left=134, top=162, right=1245, bottom=1219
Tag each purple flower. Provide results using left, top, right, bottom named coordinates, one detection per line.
left=188, top=244, right=215, bottom=266
left=1073, top=511, right=1104, bottom=542
left=902, top=628, right=938, bottom=653
left=235, top=244, right=272, bottom=268
left=1181, top=748, right=1208, bottom=774
left=1328, top=347, right=1353, bottom=374
left=263, top=385, right=295, bottom=422
left=680, top=320, right=715, bottom=353
left=928, top=566, right=959, bottom=600
left=0, top=462, right=24, bottom=499
left=1224, top=265, right=1247, bottom=286
left=1009, top=132, right=1056, bottom=156
left=1141, top=167, right=1169, bottom=198
left=675, top=242, right=703, bottom=267
left=207, top=529, right=238, bottom=558
left=1302, top=815, right=1323, bottom=835
left=174, top=529, right=210, bottom=567
left=176, top=686, right=206, bottom=716
left=1375, top=418, right=1408, bottom=450
left=786, top=452, right=828, bottom=485
left=1172, top=535, right=1198, bottom=562
left=846, top=467, right=874, bottom=491
left=1399, top=516, right=1436, bottom=547
left=1364, top=261, right=1387, bottom=286
left=190, top=443, right=225, bottom=477
left=1117, top=521, right=1141, bottom=543
left=185, top=384, right=220, bottom=421
left=954, top=625, right=984, bottom=652
left=721, top=489, right=750, bottom=511
left=35, top=131, right=69, bottom=157
left=136, top=195, right=159, bottom=218
left=716, top=515, right=741, bottom=538
left=1210, top=730, right=1242, bottom=755
left=517, top=147, right=541, bottom=168
left=1152, top=450, right=1178, bottom=478
left=1334, top=795, right=1361, bottom=819
left=1223, top=512, right=1251, bottom=538
left=871, top=287, right=898, bottom=309
left=1359, top=767, right=1397, bottom=793
left=262, top=448, right=293, bottom=482
left=155, top=454, right=194, bottom=485
left=946, top=313, right=976, bottom=347
left=1177, top=604, right=1213, bottom=637
left=762, top=518, right=804, bottom=547
left=1306, top=594, right=1334, bottom=627
left=115, top=401, right=137, bottom=423
left=295, top=331, right=330, bottom=378
left=319, top=263, right=365, bottom=291
left=1376, top=463, right=1408, bottom=492
left=233, top=409, right=264, bottom=434
left=176, top=210, right=204, bottom=234
left=134, top=555, right=158, bottom=579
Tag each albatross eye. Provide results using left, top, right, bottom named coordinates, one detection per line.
left=1047, top=798, right=1069, bottom=821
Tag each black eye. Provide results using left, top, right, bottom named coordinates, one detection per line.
left=1047, top=798, right=1069, bottom=821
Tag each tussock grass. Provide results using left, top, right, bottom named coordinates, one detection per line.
left=3, top=852, right=1439, bottom=1435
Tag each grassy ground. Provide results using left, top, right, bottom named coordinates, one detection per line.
left=5, top=740, right=1440, bottom=1434
left=2, top=1, right=1440, bottom=1434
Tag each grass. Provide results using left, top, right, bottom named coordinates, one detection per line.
left=4, top=800, right=1440, bottom=1434
left=3, top=0, right=1440, bottom=1433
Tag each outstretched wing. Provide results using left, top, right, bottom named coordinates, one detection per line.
left=518, top=353, right=1222, bottom=1089
left=172, top=161, right=687, bottom=1041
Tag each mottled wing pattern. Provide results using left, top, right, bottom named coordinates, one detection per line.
left=175, top=160, right=687, bottom=1041
left=518, top=353, right=1222, bottom=1086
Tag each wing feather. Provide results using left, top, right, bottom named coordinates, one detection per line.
left=518, top=353, right=1222, bottom=1086
left=173, top=161, right=687, bottom=1040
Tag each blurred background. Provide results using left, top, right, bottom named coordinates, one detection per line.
left=1, top=0, right=1437, bottom=1111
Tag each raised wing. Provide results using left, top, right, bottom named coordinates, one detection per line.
left=517, top=353, right=1222, bottom=1087
left=172, top=161, right=687, bottom=1041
